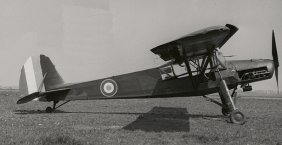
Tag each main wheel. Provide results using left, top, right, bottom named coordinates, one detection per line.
left=230, top=110, right=245, bottom=124
left=45, top=107, right=53, bottom=113
left=221, top=107, right=230, bottom=116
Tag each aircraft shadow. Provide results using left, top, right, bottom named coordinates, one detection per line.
left=14, top=109, right=67, bottom=114
left=123, top=107, right=191, bottom=132
left=122, top=107, right=225, bottom=132
left=123, top=107, right=227, bottom=132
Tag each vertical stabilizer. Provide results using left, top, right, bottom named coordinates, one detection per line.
left=19, top=55, right=64, bottom=97
left=40, top=55, right=64, bottom=90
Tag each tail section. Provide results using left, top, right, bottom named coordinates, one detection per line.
left=19, top=55, right=64, bottom=98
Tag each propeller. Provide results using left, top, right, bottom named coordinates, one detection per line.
left=272, top=30, right=279, bottom=94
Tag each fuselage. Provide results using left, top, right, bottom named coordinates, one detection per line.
left=43, top=59, right=274, bottom=102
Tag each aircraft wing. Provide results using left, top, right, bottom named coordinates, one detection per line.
left=151, top=24, right=238, bottom=62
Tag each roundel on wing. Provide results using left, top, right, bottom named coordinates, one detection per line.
left=100, top=79, right=118, bottom=97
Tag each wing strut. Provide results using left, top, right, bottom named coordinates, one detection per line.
left=184, top=59, right=196, bottom=89
left=199, top=53, right=213, bottom=82
left=182, top=46, right=197, bottom=89
left=182, top=46, right=216, bottom=90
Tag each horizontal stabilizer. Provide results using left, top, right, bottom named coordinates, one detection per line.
left=17, top=92, right=40, bottom=104
left=17, top=88, right=70, bottom=104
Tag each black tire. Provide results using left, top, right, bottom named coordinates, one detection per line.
left=230, top=110, right=246, bottom=124
left=221, top=107, right=230, bottom=116
left=45, top=107, right=53, bottom=113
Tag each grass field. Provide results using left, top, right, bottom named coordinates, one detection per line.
left=1, top=91, right=282, bottom=145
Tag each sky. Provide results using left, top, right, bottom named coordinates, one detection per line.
left=0, top=0, right=281, bottom=92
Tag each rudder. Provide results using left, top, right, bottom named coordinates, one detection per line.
left=19, top=55, right=64, bottom=97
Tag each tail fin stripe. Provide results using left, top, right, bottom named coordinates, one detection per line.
left=23, top=57, right=38, bottom=94
left=32, top=56, right=45, bottom=92
left=19, top=67, right=29, bottom=97
left=38, top=73, right=47, bottom=91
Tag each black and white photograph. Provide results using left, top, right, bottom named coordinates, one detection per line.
left=0, top=0, right=281, bottom=144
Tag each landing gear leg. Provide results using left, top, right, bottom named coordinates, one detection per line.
left=219, top=91, right=230, bottom=116
left=45, top=100, right=71, bottom=113
left=220, top=86, right=239, bottom=116
left=45, top=100, right=59, bottom=113
left=219, top=80, right=245, bottom=124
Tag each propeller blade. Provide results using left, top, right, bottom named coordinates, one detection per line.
left=272, top=30, right=279, bottom=94
left=275, top=68, right=279, bottom=94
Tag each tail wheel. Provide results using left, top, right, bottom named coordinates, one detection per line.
left=45, top=107, right=53, bottom=113
left=230, top=110, right=246, bottom=124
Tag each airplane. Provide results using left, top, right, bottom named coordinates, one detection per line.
left=16, top=24, right=279, bottom=124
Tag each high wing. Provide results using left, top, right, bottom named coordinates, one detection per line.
left=151, top=24, right=238, bottom=63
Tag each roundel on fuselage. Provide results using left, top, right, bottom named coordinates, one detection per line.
left=100, top=79, right=118, bottom=97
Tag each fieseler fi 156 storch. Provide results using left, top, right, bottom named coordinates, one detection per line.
left=17, top=24, right=279, bottom=124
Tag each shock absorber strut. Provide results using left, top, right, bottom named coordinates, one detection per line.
left=217, top=69, right=245, bottom=124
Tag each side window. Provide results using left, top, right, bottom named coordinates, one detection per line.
left=159, top=63, right=187, bottom=80
left=172, top=63, right=187, bottom=76
left=159, top=66, right=174, bottom=80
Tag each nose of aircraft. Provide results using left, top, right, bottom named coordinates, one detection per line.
left=230, top=59, right=275, bottom=79
left=265, top=59, right=275, bottom=76
left=231, top=59, right=273, bottom=71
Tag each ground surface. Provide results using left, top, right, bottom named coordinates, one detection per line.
left=0, top=91, right=282, bottom=145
